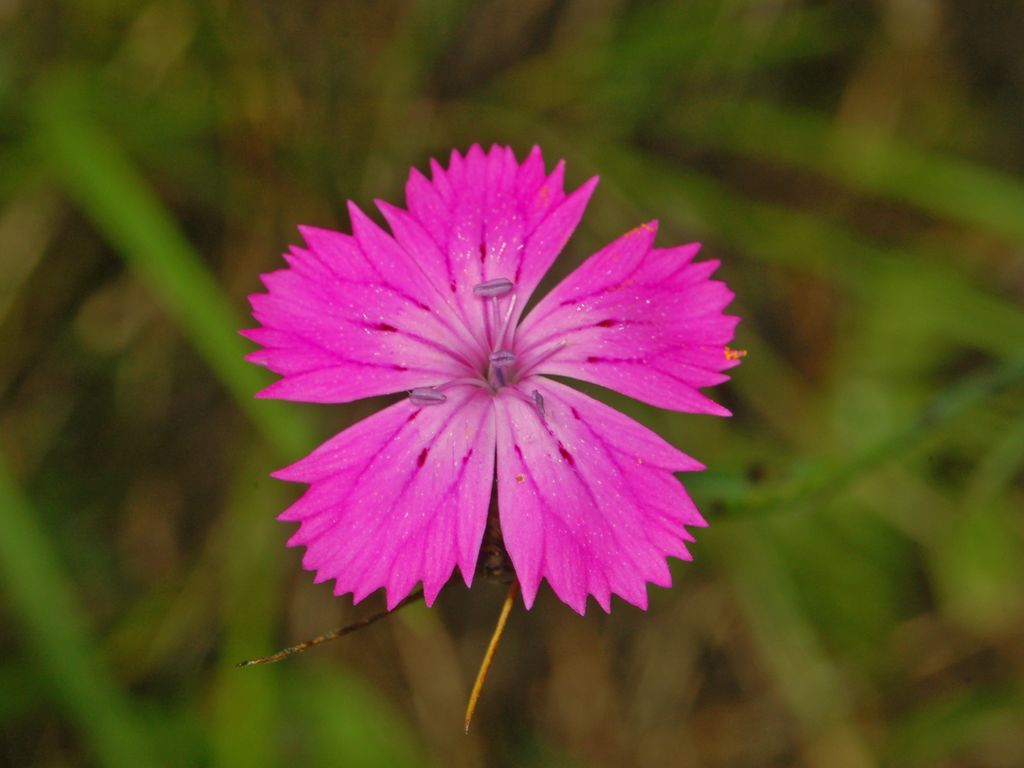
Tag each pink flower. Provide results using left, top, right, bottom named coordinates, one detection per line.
left=244, top=145, right=740, bottom=615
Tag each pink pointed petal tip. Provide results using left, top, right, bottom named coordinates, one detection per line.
left=242, top=218, right=475, bottom=403
left=516, top=227, right=741, bottom=414
left=493, top=378, right=707, bottom=615
left=397, top=146, right=598, bottom=326
left=274, top=385, right=496, bottom=609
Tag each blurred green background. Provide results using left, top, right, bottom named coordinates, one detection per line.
left=2, top=1, right=1023, bottom=766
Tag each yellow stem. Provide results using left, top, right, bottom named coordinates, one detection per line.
left=464, top=579, right=519, bottom=733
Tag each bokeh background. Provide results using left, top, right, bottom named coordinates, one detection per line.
left=2, top=1, right=1024, bottom=766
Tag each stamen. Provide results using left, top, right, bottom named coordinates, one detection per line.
left=489, top=350, right=516, bottom=368
left=473, top=278, right=514, bottom=297
left=515, top=339, right=567, bottom=378
left=489, top=295, right=501, bottom=349
left=408, top=387, right=447, bottom=406
left=437, top=377, right=490, bottom=391
left=490, top=350, right=515, bottom=387
left=494, top=293, right=518, bottom=350
left=532, top=390, right=545, bottom=417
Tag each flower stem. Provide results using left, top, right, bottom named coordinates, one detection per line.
left=464, top=579, right=519, bottom=733
left=235, top=589, right=424, bottom=667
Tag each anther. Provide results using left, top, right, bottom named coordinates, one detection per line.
left=532, top=390, right=545, bottom=417
left=473, top=278, right=514, bottom=298
left=489, top=350, right=516, bottom=368
left=409, top=387, right=447, bottom=406
left=490, top=350, right=515, bottom=388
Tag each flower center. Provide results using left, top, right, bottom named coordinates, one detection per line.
left=472, top=277, right=521, bottom=390
left=489, top=349, right=516, bottom=387
left=408, top=277, right=546, bottom=413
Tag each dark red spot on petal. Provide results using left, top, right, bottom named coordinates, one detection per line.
left=407, top=411, right=420, bottom=422
left=417, top=447, right=429, bottom=467
left=514, top=444, right=524, bottom=460
left=449, top=279, right=457, bottom=293
left=394, top=365, right=408, bottom=371
left=596, top=319, right=618, bottom=328
left=557, top=442, right=575, bottom=467
left=570, top=407, right=581, bottom=420
left=586, top=356, right=603, bottom=363
left=479, top=243, right=487, bottom=262
left=375, top=322, right=398, bottom=332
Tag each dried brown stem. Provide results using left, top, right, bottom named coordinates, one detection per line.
left=236, top=588, right=424, bottom=667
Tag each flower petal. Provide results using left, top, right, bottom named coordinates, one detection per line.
left=516, top=223, right=739, bottom=415
left=493, top=377, right=706, bottom=614
left=246, top=212, right=482, bottom=403
left=275, top=385, right=496, bottom=608
left=385, top=144, right=598, bottom=343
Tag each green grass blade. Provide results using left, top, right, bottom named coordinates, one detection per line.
left=31, top=73, right=311, bottom=458
left=211, top=449, right=286, bottom=768
left=883, top=686, right=1024, bottom=767
left=0, top=458, right=160, bottom=768
left=665, top=100, right=1024, bottom=245
left=712, top=523, right=874, bottom=767
left=714, top=355, right=1024, bottom=518
left=30, top=72, right=423, bottom=766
